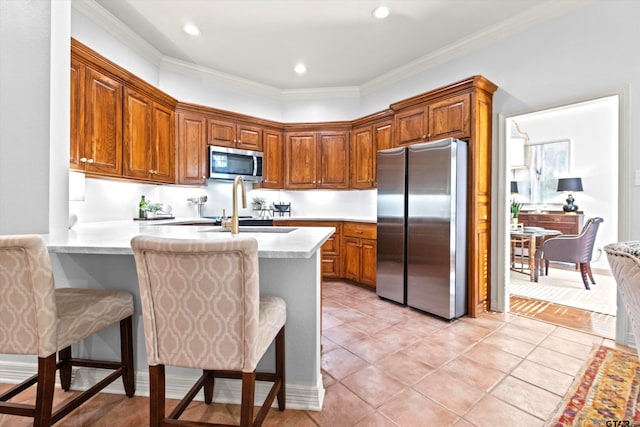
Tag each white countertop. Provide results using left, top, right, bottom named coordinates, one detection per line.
left=272, top=216, right=376, bottom=223
left=43, top=219, right=334, bottom=259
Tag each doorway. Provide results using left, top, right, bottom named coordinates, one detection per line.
left=497, top=95, right=621, bottom=337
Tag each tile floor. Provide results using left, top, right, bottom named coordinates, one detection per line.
left=0, top=279, right=631, bottom=426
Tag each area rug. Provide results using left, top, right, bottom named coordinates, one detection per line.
left=546, top=345, right=640, bottom=426
left=509, top=268, right=617, bottom=316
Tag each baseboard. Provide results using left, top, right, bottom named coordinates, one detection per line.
left=0, top=361, right=325, bottom=411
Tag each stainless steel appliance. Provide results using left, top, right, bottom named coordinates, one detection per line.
left=376, top=138, right=467, bottom=319
left=209, top=146, right=263, bottom=182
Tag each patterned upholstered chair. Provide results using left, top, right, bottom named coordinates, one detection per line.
left=0, top=234, right=135, bottom=426
left=131, top=236, right=286, bottom=427
left=605, top=241, right=640, bottom=358
left=535, top=217, right=604, bottom=289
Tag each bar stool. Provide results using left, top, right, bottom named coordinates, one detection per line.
left=131, top=235, right=286, bottom=427
left=0, top=235, right=135, bottom=426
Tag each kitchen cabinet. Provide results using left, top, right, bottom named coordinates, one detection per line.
left=342, top=222, right=377, bottom=287
left=275, top=220, right=342, bottom=278
left=394, top=93, right=470, bottom=146
left=260, top=129, right=284, bottom=189
left=176, top=111, right=208, bottom=186
left=69, top=57, right=85, bottom=172
left=375, top=120, right=393, bottom=151
left=74, top=65, right=123, bottom=176
left=350, top=126, right=375, bottom=189
left=208, top=118, right=263, bottom=151
left=519, top=212, right=584, bottom=235
left=123, top=88, right=175, bottom=183
left=284, top=131, right=349, bottom=189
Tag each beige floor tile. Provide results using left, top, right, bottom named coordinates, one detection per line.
left=347, top=315, right=394, bottom=336
left=539, top=334, right=594, bottom=360
left=307, top=383, right=373, bottom=427
left=341, top=365, right=406, bottom=408
left=322, top=313, right=344, bottom=330
left=441, top=355, right=506, bottom=392
left=525, top=345, right=586, bottom=376
left=481, top=330, right=537, bottom=357
left=462, top=342, right=523, bottom=373
left=454, top=418, right=476, bottom=427
left=341, top=335, right=399, bottom=363
left=498, top=322, right=549, bottom=345
left=378, top=388, right=459, bottom=427
left=322, top=323, right=369, bottom=346
left=413, top=370, right=485, bottom=416
left=261, top=408, right=318, bottom=427
left=375, top=324, right=425, bottom=349
left=322, top=369, right=337, bottom=387
left=459, top=313, right=508, bottom=331
left=491, top=375, right=562, bottom=420
left=464, top=394, right=542, bottom=427
left=445, top=320, right=495, bottom=342
left=321, top=347, right=368, bottom=380
left=510, top=315, right=557, bottom=334
left=550, top=327, right=604, bottom=347
left=321, top=335, right=341, bottom=354
left=510, top=359, right=574, bottom=396
left=354, top=412, right=399, bottom=427
left=401, top=339, right=461, bottom=369
left=375, top=350, right=435, bottom=385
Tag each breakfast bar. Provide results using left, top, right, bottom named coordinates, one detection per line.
left=41, top=220, right=334, bottom=411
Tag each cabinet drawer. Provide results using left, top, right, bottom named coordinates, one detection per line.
left=321, top=255, right=340, bottom=278
left=343, top=222, right=376, bottom=239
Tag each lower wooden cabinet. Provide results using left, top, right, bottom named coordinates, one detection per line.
left=342, top=222, right=377, bottom=287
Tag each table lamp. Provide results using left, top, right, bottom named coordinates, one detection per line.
left=557, top=177, right=583, bottom=212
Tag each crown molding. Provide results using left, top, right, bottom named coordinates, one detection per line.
left=71, top=0, right=163, bottom=67
left=360, top=0, right=589, bottom=95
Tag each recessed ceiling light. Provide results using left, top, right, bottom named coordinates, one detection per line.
left=183, top=23, right=200, bottom=36
left=294, top=63, right=307, bottom=75
left=373, top=6, right=391, bottom=19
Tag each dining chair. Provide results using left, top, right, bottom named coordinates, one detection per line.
left=535, top=217, right=603, bottom=289
left=0, top=234, right=135, bottom=426
left=605, top=242, right=640, bottom=358
left=131, top=235, right=286, bottom=427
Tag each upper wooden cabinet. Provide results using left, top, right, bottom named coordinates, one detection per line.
left=123, top=88, right=175, bottom=183
left=284, top=130, right=349, bottom=189
left=260, top=129, right=284, bottom=189
left=71, top=64, right=123, bottom=177
left=374, top=120, right=393, bottom=152
left=208, top=118, right=263, bottom=151
left=176, top=111, right=207, bottom=186
left=394, top=93, right=471, bottom=146
left=351, top=126, right=375, bottom=189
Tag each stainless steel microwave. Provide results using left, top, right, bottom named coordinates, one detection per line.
left=209, top=146, right=263, bottom=183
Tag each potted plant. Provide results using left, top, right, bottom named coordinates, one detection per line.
left=510, top=200, right=523, bottom=224
left=252, top=196, right=266, bottom=210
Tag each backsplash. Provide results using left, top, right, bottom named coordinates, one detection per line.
left=70, top=175, right=377, bottom=224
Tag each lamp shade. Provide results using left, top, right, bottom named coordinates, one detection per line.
left=557, top=177, right=583, bottom=192
left=510, top=181, right=519, bottom=194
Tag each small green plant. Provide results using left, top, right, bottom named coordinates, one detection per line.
left=252, top=196, right=266, bottom=208
left=510, top=200, right=523, bottom=218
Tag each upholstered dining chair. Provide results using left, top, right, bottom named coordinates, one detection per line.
left=0, top=234, right=135, bottom=426
left=604, top=242, right=640, bottom=358
left=131, top=236, right=286, bottom=427
left=535, top=217, right=603, bottom=289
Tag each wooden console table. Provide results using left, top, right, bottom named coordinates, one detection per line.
left=518, top=211, right=584, bottom=235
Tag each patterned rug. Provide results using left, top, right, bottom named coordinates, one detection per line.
left=547, top=345, right=640, bottom=426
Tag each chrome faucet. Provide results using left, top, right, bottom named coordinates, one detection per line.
left=221, top=176, right=246, bottom=235
left=187, top=195, right=207, bottom=218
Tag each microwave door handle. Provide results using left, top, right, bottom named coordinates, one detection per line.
left=253, top=157, right=257, bottom=176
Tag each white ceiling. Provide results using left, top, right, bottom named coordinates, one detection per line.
left=86, top=0, right=584, bottom=92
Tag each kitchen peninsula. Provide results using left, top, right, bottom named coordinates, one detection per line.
left=43, top=220, right=333, bottom=410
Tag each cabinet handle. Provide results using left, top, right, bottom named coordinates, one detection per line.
left=422, top=134, right=427, bottom=139
left=86, top=158, right=94, bottom=164
left=202, top=175, right=206, bottom=179
left=80, top=157, right=87, bottom=163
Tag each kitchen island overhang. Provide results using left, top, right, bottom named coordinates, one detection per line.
left=37, top=221, right=334, bottom=411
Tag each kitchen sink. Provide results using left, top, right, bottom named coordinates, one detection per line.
left=200, top=226, right=296, bottom=234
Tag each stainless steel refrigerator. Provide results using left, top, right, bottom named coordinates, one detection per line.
left=376, top=138, right=467, bottom=319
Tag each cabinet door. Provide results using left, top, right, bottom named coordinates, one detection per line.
left=177, top=113, right=207, bottom=185
left=70, top=58, right=85, bottom=171
left=84, top=66, right=123, bottom=176
left=360, top=238, right=377, bottom=287
left=261, top=130, right=284, bottom=189
left=351, top=126, right=375, bottom=189
left=343, top=236, right=360, bottom=281
left=236, top=123, right=263, bottom=151
left=285, top=132, right=316, bottom=189
left=395, top=105, right=428, bottom=146
left=123, top=88, right=153, bottom=180
left=374, top=120, right=393, bottom=151
left=428, top=93, right=470, bottom=140
left=208, top=119, right=235, bottom=147
left=318, top=131, right=349, bottom=189
left=151, top=103, right=175, bottom=183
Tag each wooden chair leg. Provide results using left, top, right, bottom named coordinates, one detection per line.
left=586, top=263, right=596, bottom=284
left=203, top=370, right=214, bottom=404
left=276, top=327, right=285, bottom=411
left=149, top=365, right=166, bottom=427
left=120, top=316, right=135, bottom=397
left=240, top=372, right=255, bottom=427
left=544, top=259, right=550, bottom=276
left=58, top=346, right=72, bottom=391
left=579, top=263, right=591, bottom=290
left=34, top=354, right=56, bottom=427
